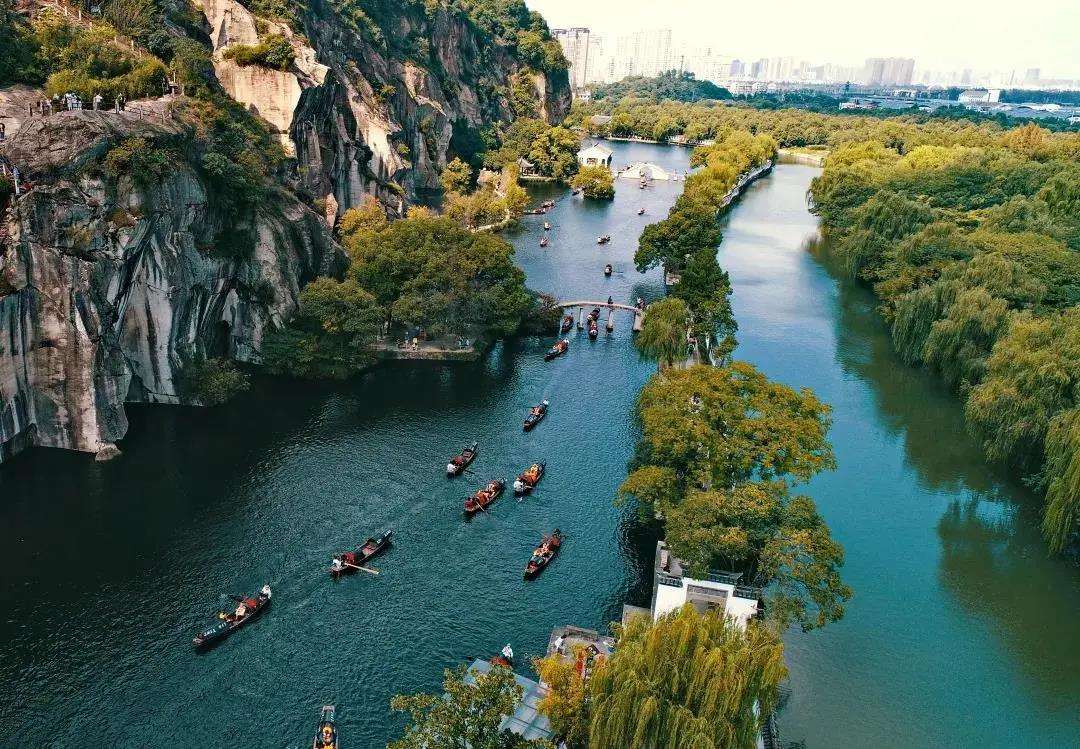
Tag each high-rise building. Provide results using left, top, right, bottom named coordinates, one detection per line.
left=552, top=28, right=591, bottom=90
left=730, top=59, right=744, bottom=77
left=1024, top=68, right=1041, bottom=84
left=610, top=28, right=674, bottom=79
left=862, top=57, right=915, bottom=86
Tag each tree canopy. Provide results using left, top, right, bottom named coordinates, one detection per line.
left=587, top=607, right=786, bottom=749
left=570, top=164, right=614, bottom=200
left=810, top=122, right=1080, bottom=553
left=390, top=665, right=554, bottom=749
left=620, top=364, right=849, bottom=631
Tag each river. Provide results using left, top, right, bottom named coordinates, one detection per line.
left=0, top=142, right=1077, bottom=748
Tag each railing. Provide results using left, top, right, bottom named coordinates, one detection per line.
left=656, top=573, right=683, bottom=588
left=734, top=584, right=762, bottom=600
left=704, top=571, right=742, bottom=585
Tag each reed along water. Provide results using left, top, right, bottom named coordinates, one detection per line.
left=0, top=144, right=1077, bottom=747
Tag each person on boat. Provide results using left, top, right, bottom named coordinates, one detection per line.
left=607, top=296, right=613, bottom=306
left=235, top=602, right=247, bottom=618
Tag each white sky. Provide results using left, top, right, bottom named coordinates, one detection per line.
left=526, top=0, right=1080, bottom=79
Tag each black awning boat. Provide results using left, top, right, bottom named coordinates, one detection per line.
left=513, top=462, right=546, bottom=496
left=313, top=705, right=337, bottom=749
left=464, top=479, right=505, bottom=516
left=447, top=441, right=478, bottom=476
left=524, top=530, right=563, bottom=579
left=603, top=264, right=612, bottom=276
left=193, top=584, right=272, bottom=648
left=330, top=530, right=393, bottom=577
left=560, top=314, right=574, bottom=333
left=588, top=318, right=598, bottom=339
left=523, top=400, right=549, bottom=431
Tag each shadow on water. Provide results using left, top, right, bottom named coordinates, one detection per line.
left=716, top=164, right=1079, bottom=748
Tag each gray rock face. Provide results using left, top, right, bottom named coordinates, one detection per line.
left=0, top=110, right=341, bottom=461
left=0, top=2, right=571, bottom=462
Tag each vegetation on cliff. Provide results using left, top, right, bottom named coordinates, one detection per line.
left=535, top=607, right=786, bottom=749
left=810, top=123, right=1080, bottom=552
left=222, top=33, right=295, bottom=70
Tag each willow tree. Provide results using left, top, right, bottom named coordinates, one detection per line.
left=636, top=297, right=691, bottom=368
left=390, top=666, right=553, bottom=749
left=587, top=606, right=787, bottom=749
left=1042, top=409, right=1080, bottom=553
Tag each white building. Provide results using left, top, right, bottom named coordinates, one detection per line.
left=958, top=88, right=1001, bottom=104
left=552, top=27, right=591, bottom=90
left=626, top=541, right=760, bottom=630
left=577, top=144, right=613, bottom=167
left=618, top=162, right=671, bottom=181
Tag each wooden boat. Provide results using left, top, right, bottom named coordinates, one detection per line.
left=513, top=462, right=546, bottom=496
left=541, top=199, right=555, bottom=209
left=603, top=264, right=613, bottom=277
left=313, top=705, right=338, bottom=749
left=544, top=339, right=569, bottom=362
left=464, top=479, right=505, bottom=516
left=524, top=530, right=563, bottom=579
left=447, top=441, right=478, bottom=476
left=539, top=237, right=548, bottom=247
left=543, top=221, right=551, bottom=230
left=588, top=318, right=598, bottom=340
left=330, top=530, right=393, bottom=576
left=193, top=584, right=271, bottom=648
left=590, top=307, right=601, bottom=321
left=491, top=643, right=514, bottom=668
left=596, top=235, right=611, bottom=244
left=560, top=314, right=574, bottom=333
left=637, top=207, right=645, bottom=215
left=523, top=400, right=548, bottom=431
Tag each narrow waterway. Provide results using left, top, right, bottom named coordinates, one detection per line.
left=0, top=141, right=683, bottom=748
left=717, top=163, right=1080, bottom=747
left=1, top=145, right=1077, bottom=748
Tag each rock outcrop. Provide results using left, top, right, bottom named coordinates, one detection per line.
left=0, top=110, right=341, bottom=460
left=0, top=0, right=571, bottom=462
left=197, top=0, right=571, bottom=213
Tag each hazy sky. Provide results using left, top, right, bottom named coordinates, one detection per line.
left=526, top=0, right=1080, bottom=79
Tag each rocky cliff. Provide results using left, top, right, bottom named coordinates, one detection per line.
left=0, top=0, right=570, bottom=462
left=199, top=0, right=571, bottom=212
left=0, top=108, right=341, bottom=460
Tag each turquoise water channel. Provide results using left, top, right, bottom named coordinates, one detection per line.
left=1, top=143, right=1077, bottom=747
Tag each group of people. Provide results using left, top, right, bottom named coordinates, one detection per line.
left=26, top=92, right=126, bottom=117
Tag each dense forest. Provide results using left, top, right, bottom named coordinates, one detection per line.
left=589, top=70, right=732, bottom=103
left=571, top=96, right=1080, bottom=145
left=810, top=124, right=1080, bottom=553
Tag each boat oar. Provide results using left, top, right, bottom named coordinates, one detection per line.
left=343, top=562, right=379, bottom=575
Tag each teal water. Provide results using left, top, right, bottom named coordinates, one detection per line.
left=1, top=146, right=1077, bottom=748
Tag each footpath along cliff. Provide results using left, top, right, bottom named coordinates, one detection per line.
left=0, top=0, right=570, bottom=461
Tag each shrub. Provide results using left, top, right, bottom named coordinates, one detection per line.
left=103, top=137, right=172, bottom=185
left=183, top=357, right=250, bottom=406
left=222, top=34, right=295, bottom=71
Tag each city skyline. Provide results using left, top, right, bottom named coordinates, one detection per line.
left=551, top=25, right=1076, bottom=92
left=530, top=0, right=1080, bottom=81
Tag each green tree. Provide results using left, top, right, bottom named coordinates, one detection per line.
left=390, top=665, right=553, bottom=749
left=534, top=651, right=589, bottom=748
left=635, top=297, right=689, bottom=368
left=588, top=606, right=786, bottom=749
left=441, top=157, right=474, bottom=194
left=182, top=357, right=250, bottom=405
left=570, top=164, right=614, bottom=200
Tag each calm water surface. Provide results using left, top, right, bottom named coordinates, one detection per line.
left=1, top=146, right=1077, bottom=748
